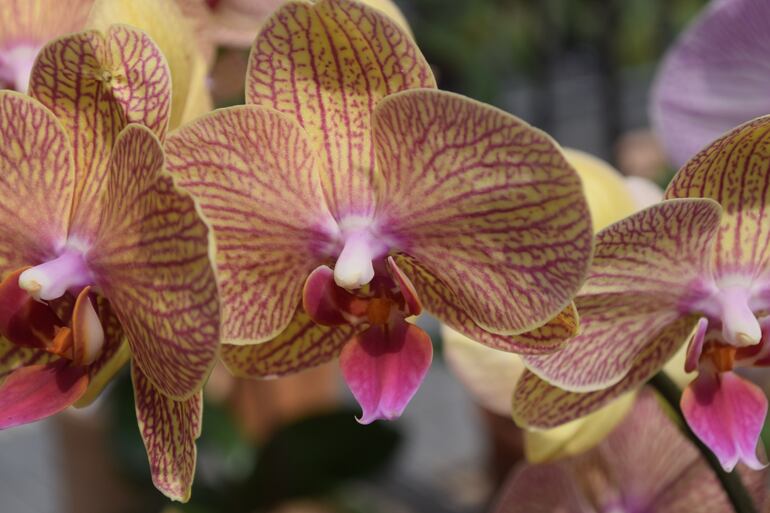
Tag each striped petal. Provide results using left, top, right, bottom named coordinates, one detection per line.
left=132, top=363, right=202, bottom=502
left=374, top=90, right=592, bottom=335
left=220, top=309, right=359, bottom=378
left=0, top=0, right=92, bottom=91
left=651, top=0, right=770, bottom=168
left=666, top=115, right=770, bottom=277
left=87, top=0, right=209, bottom=129
left=492, top=464, right=590, bottom=513
left=90, top=125, right=219, bottom=400
left=29, top=25, right=171, bottom=239
left=524, top=199, right=723, bottom=390
left=246, top=0, right=435, bottom=219
left=165, top=106, right=335, bottom=344
left=396, top=255, right=578, bottom=354
left=0, top=92, right=74, bottom=275
left=339, top=320, right=433, bottom=424
left=0, top=360, right=88, bottom=429
left=513, top=315, right=701, bottom=429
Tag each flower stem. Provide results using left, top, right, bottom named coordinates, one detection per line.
left=649, top=372, right=757, bottom=513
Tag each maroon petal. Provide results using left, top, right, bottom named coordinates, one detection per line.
left=0, top=360, right=88, bottom=429
left=339, top=319, right=432, bottom=424
left=681, top=370, right=767, bottom=471
left=302, top=265, right=367, bottom=326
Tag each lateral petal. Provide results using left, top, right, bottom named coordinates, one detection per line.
left=165, top=106, right=334, bottom=344
left=374, top=90, right=592, bottom=335
left=339, top=320, right=433, bottom=424
left=90, top=125, right=219, bottom=400
left=0, top=360, right=88, bottom=429
left=132, top=363, right=202, bottom=502
left=221, top=309, right=359, bottom=378
left=666, top=115, right=770, bottom=277
left=524, top=199, right=722, bottom=390
left=681, top=370, right=767, bottom=471
left=246, top=0, right=435, bottom=218
left=0, top=92, right=74, bottom=274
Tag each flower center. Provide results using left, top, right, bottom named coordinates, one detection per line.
left=0, top=43, right=41, bottom=93
left=333, top=219, right=389, bottom=290
left=19, top=249, right=92, bottom=301
left=691, top=279, right=762, bottom=347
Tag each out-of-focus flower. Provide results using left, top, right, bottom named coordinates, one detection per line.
left=494, top=391, right=767, bottom=513
left=444, top=150, right=665, bottom=462
left=651, top=0, right=770, bottom=168
left=0, top=0, right=94, bottom=92
left=177, top=0, right=411, bottom=52
left=514, top=116, right=770, bottom=472
left=165, top=0, right=593, bottom=424
left=0, top=27, right=220, bottom=501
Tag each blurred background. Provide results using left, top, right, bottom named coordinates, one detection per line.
left=1, top=0, right=709, bottom=512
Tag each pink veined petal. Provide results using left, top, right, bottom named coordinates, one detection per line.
left=373, top=89, right=592, bottom=335
left=246, top=0, right=435, bottom=219
left=685, top=317, right=709, bottom=373
left=492, top=464, right=590, bottom=513
left=339, top=319, right=433, bottom=424
left=681, top=370, right=767, bottom=471
left=651, top=0, right=770, bottom=168
left=524, top=199, right=721, bottom=390
left=165, top=105, right=335, bottom=344
left=665, top=115, right=770, bottom=277
left=0, top=360, right=88, bottom=429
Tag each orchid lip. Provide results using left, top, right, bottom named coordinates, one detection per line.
left=19, top=249, right=92, bottom=301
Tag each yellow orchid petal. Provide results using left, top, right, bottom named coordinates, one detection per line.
left=87, top=0, right=208, bottom=129
left=523, top=392, right=636, bottom=464
left=563, top=148, right=637, bottom=231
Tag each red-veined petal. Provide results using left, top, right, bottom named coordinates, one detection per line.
left=374, top=90, right=592, bottom=335
left=166, top=105, right=335, bottom=344
left=132, top=363, right=202, bottom=502
left=246, top=0, right=435, bottom=219
left=90, top=125, right=219, bottom=400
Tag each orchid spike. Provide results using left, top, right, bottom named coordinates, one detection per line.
left=651, top=0, right=770, bottom=168
left=0, top=0, right=93, bottom=92
left=496, top=391, right=768, bottom=513
left=166, top=0, right=593, bottom=424
left=0, top=26, right=219, bottom=502
left=514, top=115, right=770, bottom=472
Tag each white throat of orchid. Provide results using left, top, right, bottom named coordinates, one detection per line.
left=0, top=43, right=41, bottom=93
left=333, top=218, right=388, bottom=290
left=693, top=278, right=763, bottom=347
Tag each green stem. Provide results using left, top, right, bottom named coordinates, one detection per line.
left=649, top=372, right=757, bottom=513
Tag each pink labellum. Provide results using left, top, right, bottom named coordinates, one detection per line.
left=685, top=317, right=709, bottom=373
left=0, top=360, right=88, bottom=429
left=339, top=319, right=433, bottom=424
left=302, top=265, right=368, bottom=326
left=386, top=256, right=422, bottom=317
left=681, top=370, right=767, bottom=471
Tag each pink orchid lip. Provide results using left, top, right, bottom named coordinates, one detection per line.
left=18, top=249, right=93, bottom=302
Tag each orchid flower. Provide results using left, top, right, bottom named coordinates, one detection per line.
left=444, top=150, right=669, bottom=463
left=495, top=391, right=768, bottom=513
left=651, top=0, right=770, bottom=168
left=0, top=0, right=93, bottom=92
left=513, top=115, right=770, bottom=472
left=165, top=0, right=593, bottom=424
left=0, top=26, right=220, bottom=501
